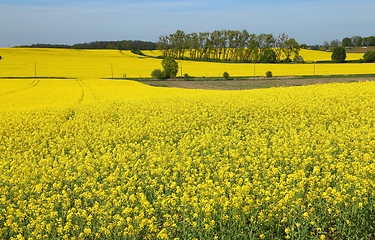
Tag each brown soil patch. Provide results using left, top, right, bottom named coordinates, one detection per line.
left=140, top=77, right=375, bottom=90
left=346, top=46, right=375, bottom=53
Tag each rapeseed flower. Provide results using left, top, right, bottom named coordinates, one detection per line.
left=1, top=79, right=375, bottom=238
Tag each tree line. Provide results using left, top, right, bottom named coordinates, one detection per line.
left=323, top=36, right=375, bottom=48
left=342, top=36, right=375, bottom=47
left=14, top=40, right=157, bottom=50
left=158, top=30, right=301, bottom=63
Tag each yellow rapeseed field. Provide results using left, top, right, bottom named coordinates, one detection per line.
left=1, top=77, right=375, bottom=239
left=298, top=49, right=363, bottom=62
left=1, top=48, right=374, bottom=78
left=0, top=48, right=162, bottom=79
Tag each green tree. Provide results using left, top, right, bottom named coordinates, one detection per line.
left=274, top=33, right=289, bottom=62
left=158, top=35, right=170, bottom=57
left=293, top=54, right=304, bottom=63
left=342, top=37, right=353, bottom=47
left=369, top=36, right=375, bottom=46
left=299, top=43, right=308, bottom=49
left=352, top=36, right=363, bottom=47
left=257, top=33, right=275, bottom=59
left=151, top=69, right=165, bottom=79
left=244, top=34, right=259, bottom=63
left=363, top=51, right=375, bottom=63
left=183, top=73, right=190, bottom=79
left=260, top=49, right=277, bottom=63
left=283, top=38, right=300, bottom=62
left=330, top=39, right=341, bottom=48
left=266, top=71, right=273, bottom=78
left=162, top=57, right=179, bottom=78
left=223, top=71, right=230, bottom=79
left=362, top=36, right=375, bottom=46
left=331, top=46, right=346, bottom=63
left=158, top=30, right=300, bottom=63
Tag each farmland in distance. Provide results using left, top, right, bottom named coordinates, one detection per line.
left=0, top=48, right=373, bottom=78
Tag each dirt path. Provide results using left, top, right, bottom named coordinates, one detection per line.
left=140, top=76, right=375, bottom=90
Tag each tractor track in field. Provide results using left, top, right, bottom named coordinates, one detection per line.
left=78, top=80, right=97, bottom=101
left=0, top=79, right=40, bottom=96
left=75, top=80, right=85, bottom=103
left=75, top=79, right=97, bottom=103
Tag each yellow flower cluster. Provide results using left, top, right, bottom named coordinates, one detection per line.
left=0, top=48, right=373, bottom=78
left=1, top=79, right=375, bottom=239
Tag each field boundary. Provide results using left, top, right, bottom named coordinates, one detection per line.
left=0, top=77, right=76, bottom=79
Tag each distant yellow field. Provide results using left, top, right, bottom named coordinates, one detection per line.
left=0, top=48, right=373, bottom=78
left=299, top=49, right=363, bottom=62
left=0, top=48, right=161, bottom=78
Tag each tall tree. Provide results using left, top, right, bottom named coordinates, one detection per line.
left=246, top=34, right=259, bottom=62
left=173, top=30, right=186, bottom=58
left=158, top=35, right=170, bottom=57
left=342, top=37, right=353, bottom=47
left=368, top=36, right=375, bottom=46
left=260, top=49, right=277, bottom=63
left=351, top=36, right=363, bottom=47
left=158, top=30, right=300, bottom=63
left=330, top=39, right=341, bottom=48
left=283, top=38, right=300, bottom=62
left=257, top=34, right=275, bottom=59
left=161, top=57, right=179, bottom=78
left=189, top=32, right=199, bottom=60
left=244, top=33, right=258, bottom=62
left=274, top=33, right=289, bottom=62
left=198, top=32, right=209, bottom=60
left=237, top=30, right=250, bottom=62
left=227, top=30, right=241, bottom=61
left=210, top=30, right=222, bottom=60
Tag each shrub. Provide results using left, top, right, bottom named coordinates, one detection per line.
left=151, top=69, right=165, bottom=80
left=162, top=57, right=178, bottom=78
left=363, top=50, right=375, bottom=63
left=345, top=59, right=363, bottom=63
left=284, top=57, right=292, bottom=63
left=183, top=73, right=190, bottom=79
left=260, top=49, right=277, bottom=63
left=131, top=49, right=145, bottom=56
left=266, top=71, right=273, bottom=78
left=223, top=71, right=230, bottom=79
left=331, top=46, right=346, bottom=63
left=293, top=55, right=304, bottom=63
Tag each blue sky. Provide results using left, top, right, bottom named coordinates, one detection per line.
left=1, top=0, right=374, bottom=47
